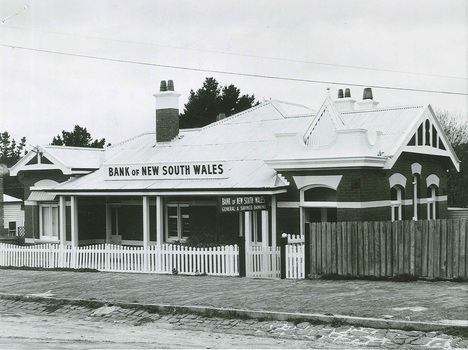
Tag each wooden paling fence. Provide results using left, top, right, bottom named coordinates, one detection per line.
left=307, top=219, right=468, bottom=279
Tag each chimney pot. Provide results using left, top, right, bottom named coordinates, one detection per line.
left=160, top=80, right=167, bottom=92
left=344, top=88, right=351, bottom=98
left=167, top=80, right=174, bottom=91
left=337, top=89, right=344, bottom=99
left=363, top=87, right=373, bottom=100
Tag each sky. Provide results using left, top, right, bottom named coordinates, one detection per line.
left=1, top=0, right=467, bottom=148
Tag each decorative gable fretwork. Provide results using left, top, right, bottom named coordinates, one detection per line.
left=407, top=118, right=446, bottom=151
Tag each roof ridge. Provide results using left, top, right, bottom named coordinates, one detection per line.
left=106, top=132, right=155, bottom=149
left=44, top=145, right=104, bottom=151
left=199, top=101, right=273, bottom=130
left=341, top=105, right=423, bottom=114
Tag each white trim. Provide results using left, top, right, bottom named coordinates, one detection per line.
left=278, top=198, right=450, bottom=209
left=49, top=189, right=288, bottom=197
left=389, top=173, right=407, bottom=189
left=402, top=146, right=451, bottom=157
left=411, top=163, right=422, bottom=175
left=426, top=174, right=440, bottom=188
left=266, top=156, right=386, bottom=170
left=293, top=175, right=342, bottom=190
left=386, top=105, right=460, bottom=172
left=277, top=201, right=300, bottom=208
left=302, top=201, right=338, bottom=208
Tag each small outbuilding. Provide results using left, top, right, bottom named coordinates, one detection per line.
left=2, top=194, right=24, bottom=237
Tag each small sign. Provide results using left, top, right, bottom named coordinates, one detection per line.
left=218, top=196, right=269, bottom=213
left=104, top=161, right=228, bottom=180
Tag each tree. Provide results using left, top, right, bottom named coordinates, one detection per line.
left=179, top=77, right=258, bottom=128
left=51, top=125, right=108, bottom=148
left=0, top=131, right=27, bottom=167
left=435, top=109, right=468, bottom=208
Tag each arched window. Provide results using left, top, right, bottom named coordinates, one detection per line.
left=301, top=186, right=337, bottom=224
left=425, top=119, right=431, bottom=146
left=427, top=185, right=438, bottom=220
left=411, top=163, right=422, bottom=221
left=412, top=174, right=421, bottom=220
left=391, top=185, right=404, bottom=221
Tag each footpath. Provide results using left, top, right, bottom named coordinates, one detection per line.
left=1, top=269, right=467, bottom=348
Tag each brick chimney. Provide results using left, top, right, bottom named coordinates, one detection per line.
left=153, top=80, right=181, bottom=143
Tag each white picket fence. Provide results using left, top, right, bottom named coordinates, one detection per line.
left=287, top=234, right=304, bottom=244
left=246, top=246, right=281, bottom=278
left=246, top=244, right=305, bottom=279
left=0, top=242, right=304, bottom=279
left=0, top=243, right=238, bottom=276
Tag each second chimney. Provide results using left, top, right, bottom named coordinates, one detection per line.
left=154, top=80, right=181, bottom=143
left=356, top=87, right=379, bottom=110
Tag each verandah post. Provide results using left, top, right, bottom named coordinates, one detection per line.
left=280, top=233, right=288, bottom=279
left=238, top=235, right=246, bottom=277
left=304, top=223, right=311, bottom=278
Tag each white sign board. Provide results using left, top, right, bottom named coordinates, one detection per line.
left=104, top=161, right=229, bottom=180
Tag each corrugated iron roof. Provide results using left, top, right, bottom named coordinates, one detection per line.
left=42, top=145, right=103, bottom=169
left=27, top=191, right=56, bottom=201
left=341, top=105, right=423, bottom=155
left=54, top=100, right=314, bottom=192
left=49, top=100, right=428, bottom=193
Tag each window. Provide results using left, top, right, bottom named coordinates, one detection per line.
left=427, top=186, right=437, bottom=220
left=391, top=186, right=404, bottom=221
left=8, top=222, right=16, bottom=236
left=166, top=204, right=189, bottom=241
left=301, top=187, right=337, bottom=226
left=40, top=204, right=59, bottom=239
left=412, top=174, right=421, bottom=220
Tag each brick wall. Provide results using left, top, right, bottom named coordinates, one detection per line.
left=156, top=108, right=179, bottom=142
left=278, top=151, right=450, bottom=223
left=20, top=170, right=71, bottom=239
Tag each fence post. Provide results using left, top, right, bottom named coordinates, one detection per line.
left=280, top=233, right=288, bottom=279
left=238, top=236, right=246, bottom=277
left=304, top=223, right=311, bottom=278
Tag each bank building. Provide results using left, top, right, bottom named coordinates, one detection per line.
left=9, top=80, right=460, bottom=249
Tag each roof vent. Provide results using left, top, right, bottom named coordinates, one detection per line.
left=216, top=113, right=226, bottom=121
left=160, top=80, right=167, bottom=92
left=337, top=89, right=344, bottom=99
left=344, top=88, right=351, bottom=98
left=363, top=87, right=373, bottom=100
